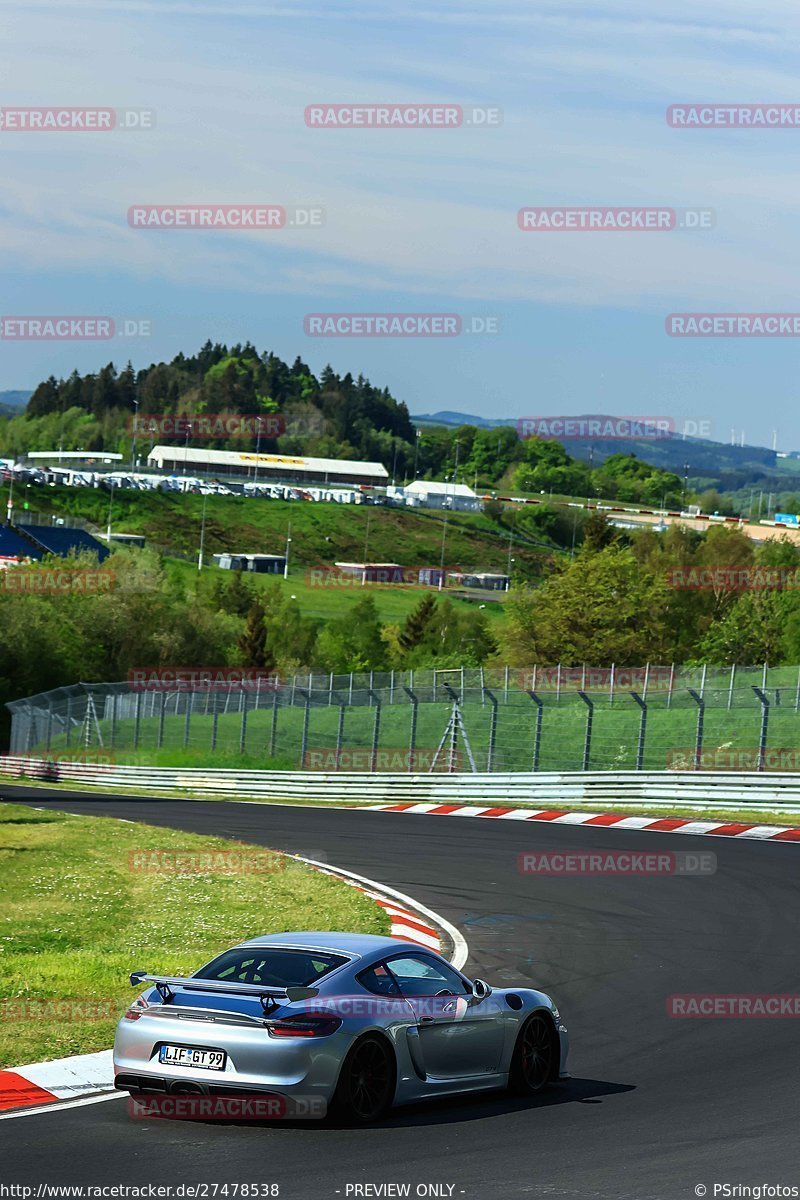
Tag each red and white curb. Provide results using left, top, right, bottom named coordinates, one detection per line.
left=364, top=802, right=800, bottom=842
left=0, top=856, right=465, bottom=1118
left=0, top=1050, right=114, bottom=1116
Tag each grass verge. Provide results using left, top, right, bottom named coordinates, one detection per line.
left=0, top=801, right=388, bottom=1068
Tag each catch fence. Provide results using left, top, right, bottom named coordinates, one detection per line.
left=6, top=663, right=800, bottom=774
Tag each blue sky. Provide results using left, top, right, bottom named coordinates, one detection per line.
left=3, top=0, right=800, bottom=447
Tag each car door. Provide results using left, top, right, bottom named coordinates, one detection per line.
left=384, top=953, right=505, bottom=1079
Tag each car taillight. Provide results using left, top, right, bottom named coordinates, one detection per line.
left=123, top=994, right=150, bottom=1021
left=267, top=1014, right=342, bottom=1038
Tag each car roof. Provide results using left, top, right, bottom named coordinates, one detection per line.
left=236, top=931, right=437, bottom=958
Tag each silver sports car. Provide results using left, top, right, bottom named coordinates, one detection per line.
left=114, top=931, right=569, bottom=1123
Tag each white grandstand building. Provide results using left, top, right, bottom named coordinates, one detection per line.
left=146, top=446, right=389, bottom=487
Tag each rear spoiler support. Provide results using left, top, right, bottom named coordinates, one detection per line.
left=129, top=972, right=319, bottom=1015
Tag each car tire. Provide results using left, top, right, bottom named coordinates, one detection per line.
left=507, top=1013, right=557, bottom=1095
left=329, top=1034, right=396, bottom=1124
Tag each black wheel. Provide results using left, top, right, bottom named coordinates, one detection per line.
left=508, top=1014, right=556, bottom=1095
left=330, top=1034, right=396, bottom=1124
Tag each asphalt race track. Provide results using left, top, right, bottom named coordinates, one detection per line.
left=3, top=785, right=800, bottom=1199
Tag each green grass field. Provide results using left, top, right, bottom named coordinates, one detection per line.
left=20, top=483, right=555, bottom=582
left=0, top=802, right=388, bottom=1067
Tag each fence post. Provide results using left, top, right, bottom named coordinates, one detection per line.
left=484, top=688, right=498, bottom=772
left=527, top=691, right=544, bottom=772
left=157, top=692, right=167, bottom=749
left=269, top=691, right=279, bottom=758
left=642, top=662, right=650, bottom=702
left=580, top=663, right=586, bottom=692
left=134, top=691, right=142, bottom=751
left=480, top=666, right=485, bottom=707
left=368, top=689, right=382, bottom=773
left=65, top=695, right=73, bottom=747
left=46, top=702, right=53, bottom=753
left=609, top=662, right=615, bottom=707
left=182, top=691, right=191, bottom=749
left=556, top=663, right=562, bottom=704
left=390, top=670, right=395, bottom=705
left=348, top=672, right=353, bottom=706
left=239, top=691, right=248, bottom=755
left=503, top=666, right=508, bottom=702
left=667, top=662, right=675, bottom=710
left=630, top=691, right=647, bottom=771
left=795, top=664, right=800, bottom=714
left=727, top=663, right=736, bottom=710
left=687, top=689, right=705, bottom=770
left=403, top=687, right=419, bottom=772
left=297, top=690, right=310, bottom=769
left=577, top=691, right=593, bottom=770
left=336, top=703, right=345, bottom=770
left=211, top=704, right=219, bottom=753
left=762, top=661, right=768, bottom=691
left=433, top=669, right=437, bottom=704
left=699, top=663, right=707, bottom=700
left=753, top=686, right=771, bottom=772
left=328, top=672, right=334, bottom=706
left=110, top=692, right=118, bottom=751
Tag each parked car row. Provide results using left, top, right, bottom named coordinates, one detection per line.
left=1, top=463, right=381, bottom=505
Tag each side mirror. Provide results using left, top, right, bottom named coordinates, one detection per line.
left=470, top=978, right=492, bottom=1004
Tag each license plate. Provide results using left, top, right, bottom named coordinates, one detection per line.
left=158, top=1045, right=227, bottom=1071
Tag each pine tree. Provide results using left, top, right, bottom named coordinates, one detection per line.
left=238, top=601, right=274, bottom=668
left=399, top=594, right=439, bottom=652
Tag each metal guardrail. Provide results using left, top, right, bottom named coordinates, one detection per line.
left=3, top=756, right=800, bottom=808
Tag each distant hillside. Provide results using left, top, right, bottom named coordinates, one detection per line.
left=413, top=410, right=517, bottom=430
left=413, top=408, right=792, bottom=491
left=0, top=390, right=32, bottom=416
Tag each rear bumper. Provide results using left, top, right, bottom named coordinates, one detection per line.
left=113, top=1015, right=344, bottom=1103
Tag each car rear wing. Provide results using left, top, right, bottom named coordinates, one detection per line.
left=129, top=972, right=319, bottom=1012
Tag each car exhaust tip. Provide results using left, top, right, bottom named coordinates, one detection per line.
left=169, top=1082, right=206, bottom=1095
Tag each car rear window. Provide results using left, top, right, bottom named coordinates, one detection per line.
left=195, top=948, right=348, bottom=987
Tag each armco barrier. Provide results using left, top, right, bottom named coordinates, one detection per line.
left=2, top=756, right=800, bottom=808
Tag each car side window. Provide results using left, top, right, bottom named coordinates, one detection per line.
left=357, top=962, right=402, bottom=996
left=385, top=954, right=470, bottom=997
